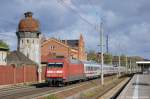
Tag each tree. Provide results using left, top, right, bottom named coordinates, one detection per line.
left=120, top=54, right=126, bottom=66
left=87, top=50, right=97, bottom=62
left=0, top=40, right=9, bottom=49
left=104, top=53, right=113, bottom=64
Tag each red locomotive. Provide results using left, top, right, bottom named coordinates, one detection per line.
left=45, top=58, right=85, bottom=86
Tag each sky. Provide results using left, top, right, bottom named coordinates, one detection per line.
left=0, top=0, right=150, bottom=59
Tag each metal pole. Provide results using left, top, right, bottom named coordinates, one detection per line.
left=130, top=59, right=132, bottom=74
left=118, top=55, right=121, bottom=77
left=100, top=21, right=104, bottom=85
left=126, top=56, right=128, bottom=73
left=38, top=34, right=42, bottom=83
left=106, top=34, right=109, bottom=53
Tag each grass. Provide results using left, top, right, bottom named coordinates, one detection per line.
left=45, top=94, right=58, bottom=99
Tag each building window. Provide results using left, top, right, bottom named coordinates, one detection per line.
left=27, top=40, right=29, bottom=43
left=22, top=40, right=23, bottom=44
left=49, top=45, right=55, bottom=50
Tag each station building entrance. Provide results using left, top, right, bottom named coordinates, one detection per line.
left=136, top=61, right=150, bottom=74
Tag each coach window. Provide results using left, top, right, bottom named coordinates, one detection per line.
left=87, top=67, right=89, bottom=71
left=88, top=67, right=90, bottom=71
left=86, top=67, right=88, bottom=71
left=95, top=67, right=98, bottom=70
left=90, top=67, right=92, bottom=71
left=97, top=67, right=99, bottom=70
left=92, top=67, right=94, bottom=71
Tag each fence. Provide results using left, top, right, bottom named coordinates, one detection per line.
left=0, top=65, right=46, bottom=85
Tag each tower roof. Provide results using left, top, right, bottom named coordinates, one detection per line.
left=18, top=12, right=40, bottom=32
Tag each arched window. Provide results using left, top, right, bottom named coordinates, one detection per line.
left=27, top=40, right=29, bottom=43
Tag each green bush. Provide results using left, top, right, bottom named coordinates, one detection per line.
left=46, top=94, right=57, bottom=99
left=0, top=40, right=9, bottom=49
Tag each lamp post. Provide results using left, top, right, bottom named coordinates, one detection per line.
left=100, top=20, right=104, bottom=85
left=118, top=55, right=121, bottom=77
left=126, top=56, right=128, bottom=73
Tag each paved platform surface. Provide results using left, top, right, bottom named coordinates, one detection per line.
left=117, top=74, right=150, bottom=99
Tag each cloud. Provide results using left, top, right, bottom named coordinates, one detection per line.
left=0, top=0, right=150, bottom=59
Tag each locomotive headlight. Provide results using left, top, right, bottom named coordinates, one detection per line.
left=47, top=71, right=54, bottom=73
left=47, top=70, right=63, bottom=74
left=56, top=70, right=63, bottom=73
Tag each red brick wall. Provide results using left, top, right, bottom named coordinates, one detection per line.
left=16, top=66, right=24, bottom=83
left=41, top=39, right=70, bottom=59
left=0, top=66, right=14, bottom=85
left=42, top=66, right=46, bottom=80
left=0, top=65, right=45, bottom=85
left=25, top=65, right=37, bottom=82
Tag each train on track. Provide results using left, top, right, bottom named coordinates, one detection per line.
left=45, top=58, right=126, bottom=86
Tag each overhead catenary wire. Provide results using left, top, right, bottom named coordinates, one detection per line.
left=57, top=0, right=100, bottom=32
left=0, top=33, right=16, bottom=38
left=58, top=0, right=105, bottom=85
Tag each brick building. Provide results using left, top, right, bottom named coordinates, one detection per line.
left=41, top=34, right=87, bottom=63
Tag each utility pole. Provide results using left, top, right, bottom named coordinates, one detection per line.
left=100, top=20, right=104, bottom=85
left=130, top=59, right=132, bottom=74
left=106, top=34, right=109, bottom=53
left=118, top=55, right=121, bottom=77
left=126, top=56, right=128, bottom=73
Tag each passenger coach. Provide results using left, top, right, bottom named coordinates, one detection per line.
left=45, top=58, right=85, bottom=86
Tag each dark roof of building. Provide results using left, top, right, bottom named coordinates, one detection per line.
left=18, top=12, right=40, bottom=32
left=7, top=51, right=36, bottom=66
left=62, top=40, right=79, bottom=48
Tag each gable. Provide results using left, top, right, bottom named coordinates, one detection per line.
left=41, top=38, right=69, bottom=48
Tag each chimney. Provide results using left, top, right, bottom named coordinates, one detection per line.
left=24, top=12, right=33, bottom=18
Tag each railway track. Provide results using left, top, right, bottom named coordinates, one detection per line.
left=0, top=82, right=60, bottom=99
left=0, top=75, right=116, bottom=99
left=0, top=85, right=36, bottom=98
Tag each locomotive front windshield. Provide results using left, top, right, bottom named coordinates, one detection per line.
left=48, top=63, right=63, bottom=68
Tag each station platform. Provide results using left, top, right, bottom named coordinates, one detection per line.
left=117, top=74, right=150, bottom=99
